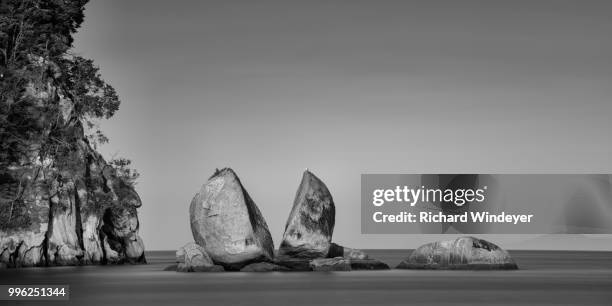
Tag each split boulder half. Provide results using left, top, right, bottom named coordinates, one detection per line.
left=278, top=170, right=335, bottom=259
left=277, top=170, right=389, bottom=271
left=396, top=236, right=518, bottom=270
left=190, top=168, right=274, bottom=270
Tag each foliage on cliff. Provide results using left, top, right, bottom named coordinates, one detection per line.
left=0, top=0, right=136, bottom=230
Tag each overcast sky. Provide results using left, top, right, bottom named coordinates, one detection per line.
left=73, top=0, right=612, bottom=250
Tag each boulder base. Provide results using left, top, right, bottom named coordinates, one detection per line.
left=396, top=236, right=518, bottom=270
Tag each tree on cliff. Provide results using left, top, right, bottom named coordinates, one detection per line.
left=0, top=0, right=136, bottom=228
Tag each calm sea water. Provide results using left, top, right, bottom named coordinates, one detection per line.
left=1, top=250, right=611, bottom=306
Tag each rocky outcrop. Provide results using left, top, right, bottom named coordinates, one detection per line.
left=0, top=137, right=146, bottom=267
left=168, top=168, right=392, bottom=273
left=396, top=236, right=518, bottom=270
left=279, top=170, right=335, bottom=258
left=0, top=69, right=145, bottom=268
left=175, top=242, right=224, bottom=272
left=190, top=168, right=274, bottom=270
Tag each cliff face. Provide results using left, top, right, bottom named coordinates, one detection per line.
left=0, top=70, right=145, bottom=268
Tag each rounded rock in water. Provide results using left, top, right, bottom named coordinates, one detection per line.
left=397, top=236, right=518, bottom=270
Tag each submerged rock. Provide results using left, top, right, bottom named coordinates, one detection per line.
left=240, top=262, right=290, bottom=272
left=279, top=170, right=335, bottom=259
left=396, top=236, right=518, bottom=270
left=310, top=257, right=351, bottom=271
left=190, top=168, right=274, bottom=270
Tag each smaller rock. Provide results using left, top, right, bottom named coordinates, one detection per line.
left=240, top=262, right=290, bottom=272
left=175, top=242, right=221, bottom=272
left=310, top=257, right=351, bottom=271
left=396, top=236, right=518, bottom=270
left=328, top=243, right=369, bottom=260
left=350, top=259, right=390, bottom=270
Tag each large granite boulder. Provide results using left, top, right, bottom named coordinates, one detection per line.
left=279, top=170, right=335, bottom=259
left=190, top=168, right=274, bottom=270
left=175, top=242, right=224, bottom=272
left=396, top=236, right=518, bottom=270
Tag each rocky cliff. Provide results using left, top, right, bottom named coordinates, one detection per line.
left=0, top=63, right=145, bottom=268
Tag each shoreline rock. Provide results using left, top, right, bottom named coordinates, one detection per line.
left=0, top=127, right=146, bottom=268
